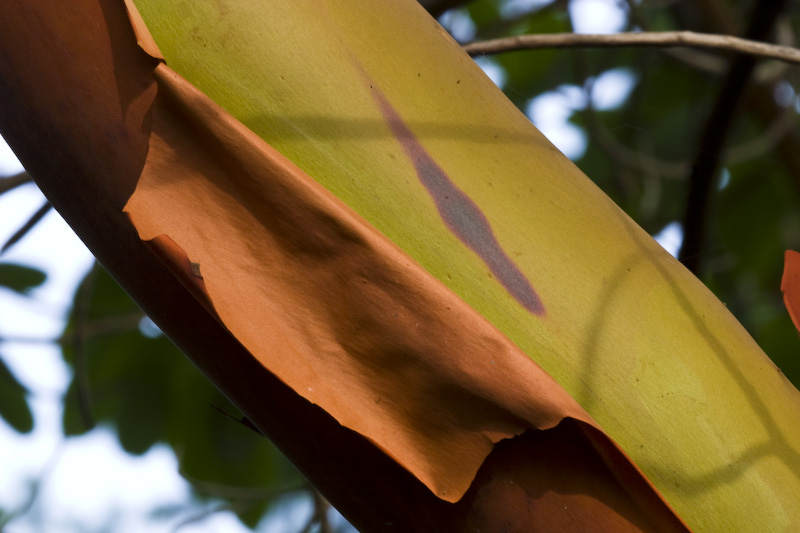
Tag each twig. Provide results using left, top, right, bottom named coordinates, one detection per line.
left=463, top=31, right=800, bottom=66
left=1, top=201, right=52, bottom=254
left=0, top=171, right=32, bottom=195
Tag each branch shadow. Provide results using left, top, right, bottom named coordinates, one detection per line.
left=579, top=208, right=800, bottom=495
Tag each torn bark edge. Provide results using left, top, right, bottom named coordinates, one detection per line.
left=145, top=234, right=218, bottom=319
left=123, top=0, right=163, bottom=60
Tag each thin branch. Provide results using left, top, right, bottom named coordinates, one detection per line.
left=667, top=4, right=800, bottom=199
left=463, top=31, right=800, bottom=66
left=663, top=45, right=792, bottom=83
left=569, top=3, right=800, bottom=203
left=1, top=201, right=52, bottom=254
left=0, top=171, right=32, bottom=195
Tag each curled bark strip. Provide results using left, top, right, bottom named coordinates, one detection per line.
left=781, top=250, right=800, bottom=335
left=0, top=0, right=690, bottom=529
left=125, top=62, right=583, bottom=501
left=121, top=1, right=687, bottom=526
left=122, top=57, right=687, bottom=528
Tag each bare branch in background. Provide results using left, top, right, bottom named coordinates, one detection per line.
left=464, top=31, right=800, bottom=66
left=0, top=171, right=32, bottom=195
left=1, top=201, right=52, bottom=254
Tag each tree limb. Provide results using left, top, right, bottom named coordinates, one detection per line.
left=0, top=171, right=32, bottom=195
left=464, top=30, right=800, bottom=66
left=678, top=0, right=788, bottom=274
left=0, top=201, right=51, bottom=254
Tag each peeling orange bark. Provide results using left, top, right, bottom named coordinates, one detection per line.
left=0, top=0, right=689, bottom=530
left=782, top=250, right=800, bottom=334
left=146, top=234, right=217, bottom=317
left=125, top=62, right=583, bottom=501
left=122, top=8, right=687, bottom=529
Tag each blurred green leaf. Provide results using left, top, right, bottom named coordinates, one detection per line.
left=465, top=0, right=501, bottom=29
left=61, top=264, right=303, bottom=526
left=0, top=263, right=46, bottom=295
left=0, top=354, right=33, bottom=433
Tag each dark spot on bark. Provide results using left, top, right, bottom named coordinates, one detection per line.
left=370, top=87, right=544, bottom=315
